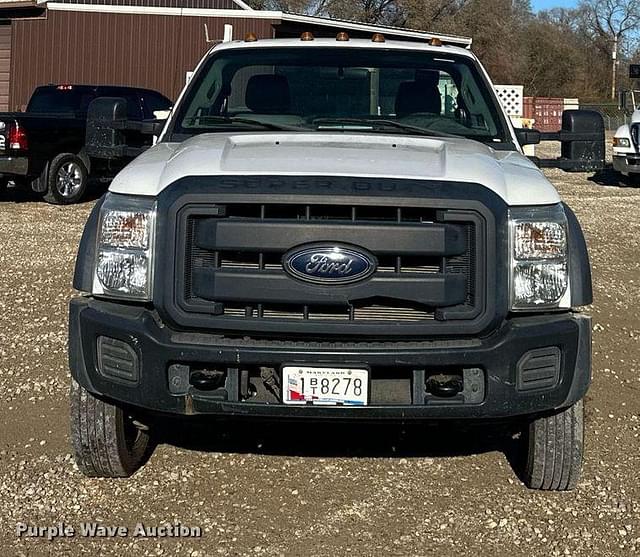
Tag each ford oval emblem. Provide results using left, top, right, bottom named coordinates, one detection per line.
left=283, top=244, right=377, bottom=285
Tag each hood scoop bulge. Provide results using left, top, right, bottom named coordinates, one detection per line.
left=218, top=133, right=448, bottom=178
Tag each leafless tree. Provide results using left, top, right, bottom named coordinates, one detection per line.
left=580, top=0, right=640, bottom=97
left=246, top=0, right=622, bottom=100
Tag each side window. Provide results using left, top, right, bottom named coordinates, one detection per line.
left=458, top=67, right=495, bottom=134
left=123, top=94, right=143, bottom=120
left=181, top=59, right=225, bottom=126
left=97, top=88, right=144, bottom=120
left=142, top=92, right=172, bottom=119
left=439, top=74, right=459, bottom=117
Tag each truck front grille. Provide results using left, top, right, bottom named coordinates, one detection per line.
left=158, top=175, right=500, bottom=338
left=179, top=202, right=480, bottom=327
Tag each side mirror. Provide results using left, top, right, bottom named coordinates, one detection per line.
left=86, top=97, right=166, bottom=160
left=515, top=128, right=541, bottom=146
left=529, top=110, right=605, bottom=173
left=140, top=119, right=166, bottom=136
left=85, top=97, right=129, bottom=159
left=560, top=110, right=605, bottom=170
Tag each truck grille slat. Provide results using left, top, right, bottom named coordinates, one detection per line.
left=222, top=304, right=435, bottom=322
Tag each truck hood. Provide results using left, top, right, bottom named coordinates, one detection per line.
left=109, top=132, right=560, bottom=206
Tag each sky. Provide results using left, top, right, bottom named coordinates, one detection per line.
left=531, top=0, right=578, bottom=11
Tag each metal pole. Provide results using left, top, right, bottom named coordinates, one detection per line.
left=612, top=34, right=618, bottom=100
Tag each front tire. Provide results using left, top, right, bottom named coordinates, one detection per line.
left=619, top=173, right=640, bottom=187
left=521, top=400, right=584, bottom=491
left=70, top=380, right=153, bottom=478
left=42, top=153, right=88, bottom=204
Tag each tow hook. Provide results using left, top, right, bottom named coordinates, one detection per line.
left=425, top=373, right=464, bottom=398
left=190, top=369, right=226, bottom=391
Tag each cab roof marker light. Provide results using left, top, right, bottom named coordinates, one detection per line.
left=300, top=31, right=314, bottom=41
left=244, top=32, right=257, bottom=42
left=430, top=38, right=443, bottom=46
left=372, top=33, right=385, bottom=43
left=336, top=32, right=349, bottom=41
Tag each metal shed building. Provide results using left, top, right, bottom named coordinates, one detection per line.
left=0, top=0, right=471, bottom=111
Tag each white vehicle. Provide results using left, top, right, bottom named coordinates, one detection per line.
left=613, top=90, right=640, bottom=184
left=70, top=33, right=603, bottom=490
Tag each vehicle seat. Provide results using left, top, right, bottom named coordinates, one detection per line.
left=395, top=71, right=442, bottom=117
left=245, top=74, right=291, bottom=114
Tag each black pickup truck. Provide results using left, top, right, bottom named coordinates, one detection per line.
left=0, top=84, right=171, bottom=204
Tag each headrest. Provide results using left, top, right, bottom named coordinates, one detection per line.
left=245, top=74, right=291, bottom=114
left=395, top=71, right=442, bottom=117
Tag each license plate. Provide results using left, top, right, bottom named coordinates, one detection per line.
left=282, top=366, right=369, bottom=406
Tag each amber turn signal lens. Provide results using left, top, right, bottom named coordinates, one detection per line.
left=430, top=37, right=443, bottom=46
left=336, top=32, right=349, bottom=41
left=244, top=32, right=257, bottom=42
left=300, top=31, right=314, bottom=41
left=371, top=33, right=385, bottom=43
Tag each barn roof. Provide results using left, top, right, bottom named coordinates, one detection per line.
left=24, top=1, right=471, bottom=48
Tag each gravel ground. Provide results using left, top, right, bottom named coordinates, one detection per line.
left=0, top=152, right=639, bottom=556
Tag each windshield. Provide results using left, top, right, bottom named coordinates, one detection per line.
left=171, top=47, right=510, bottom=144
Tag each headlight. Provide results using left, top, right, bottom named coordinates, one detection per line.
left=509, top=204, right=569, bottom=310
left=613, top=137, right=631, bottom=148
left=92, top=194, right=156, bottom=300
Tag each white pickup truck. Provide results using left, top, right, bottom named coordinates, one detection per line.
left=69, top=33, right=603, bottom=490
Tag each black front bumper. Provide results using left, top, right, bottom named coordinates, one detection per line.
left=69, top=297, right=591, bottom=420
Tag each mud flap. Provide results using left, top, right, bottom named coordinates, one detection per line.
left=30, top=161, right=49, bottom=193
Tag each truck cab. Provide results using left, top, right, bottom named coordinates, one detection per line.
left=69, top=34, right=599, bottom=490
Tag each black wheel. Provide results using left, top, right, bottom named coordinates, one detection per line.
left=619, top=173, right=640, bottom=187
left=70, top=380, right=153, bottom=478
left=522, top=400, right=584, bottom=491
left=42, top=153, right=88, bottom=204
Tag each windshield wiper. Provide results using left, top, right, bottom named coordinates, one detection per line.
left=311, top=118, right=460, bottom=138
left=184, top=115, right=306, bottom=132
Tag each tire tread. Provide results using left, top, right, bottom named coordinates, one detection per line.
left=42, top=153, right=88, bottom=205
left=70, top=380, right=151, bottom=478
left=523, top=400, right=584, bottom=491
